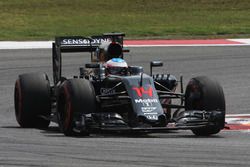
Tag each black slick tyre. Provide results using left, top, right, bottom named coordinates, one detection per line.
left=57, top=79, right=96, bottom=136
left=185, top=76, right=225, bottom=136
left=14, top=73, right=51, bottom=128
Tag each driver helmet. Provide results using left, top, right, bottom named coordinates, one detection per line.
left=105, top=58, right=128, bottom=75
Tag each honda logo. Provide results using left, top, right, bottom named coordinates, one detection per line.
left=132, top=86, right=153, bottom=97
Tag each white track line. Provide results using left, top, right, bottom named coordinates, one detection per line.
left=228, top=39, right=250, bottom=44
left=0, top=39, right=250, bottom=49
left=225, top=114, right=250, bottom=130
left=124, top=44, right=250, bottom=47
left=0, top=41, right=53, bottom=49
left=226, top=114, right=250, bottom=117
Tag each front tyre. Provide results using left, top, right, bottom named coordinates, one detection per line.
left=57, top=79, right=96, bottom=136
left=14, top=73, right=51, bottom=128
left=185, top=76, right=225, bottom=136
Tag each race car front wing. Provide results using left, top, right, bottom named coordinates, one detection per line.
left=71, top=110, right=224, bottom=134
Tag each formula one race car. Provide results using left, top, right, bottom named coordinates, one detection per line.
left=14, top=33, right=226, bottom=136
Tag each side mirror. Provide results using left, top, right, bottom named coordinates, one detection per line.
left=85, top=63, right=100, bottom=68
left=150, top=61, right=163, bottom=76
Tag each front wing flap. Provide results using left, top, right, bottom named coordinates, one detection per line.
left=71, top=110, right=223, bottom=134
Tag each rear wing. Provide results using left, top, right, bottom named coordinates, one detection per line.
left=52, top=33, right=125, bottom=84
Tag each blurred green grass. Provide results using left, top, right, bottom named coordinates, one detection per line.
left=0, top=0, right=250, bottom=40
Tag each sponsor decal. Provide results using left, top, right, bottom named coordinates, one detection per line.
left=141, top=107, right=157, bottom=113
left=146, top=115, right=158, bottom=120
left=143, top=112, right=158, bottom=115
left=61, top=39, right=89, bottom=45
left=61, top=38, right=111, bottom=45
left=135, top=98, right=158, bottom=113
left=100, top=88, right=115, bottom=95
left=135, top=98, right=158, bottom=103
left=132, top=86, right=153, bottom=97
left=135, top=99, right=158, bottom=112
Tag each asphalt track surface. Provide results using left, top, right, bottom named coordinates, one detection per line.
left=1, top=46, right=250, bottom=166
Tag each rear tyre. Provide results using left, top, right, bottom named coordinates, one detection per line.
left=57, top=79, right=96, bottom=136
left=185, top=76, right=225, bottom=136
left=14, top=73, right=51, bottom=128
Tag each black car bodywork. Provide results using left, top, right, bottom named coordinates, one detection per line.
left=14, top=33, right=226, bottom=136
